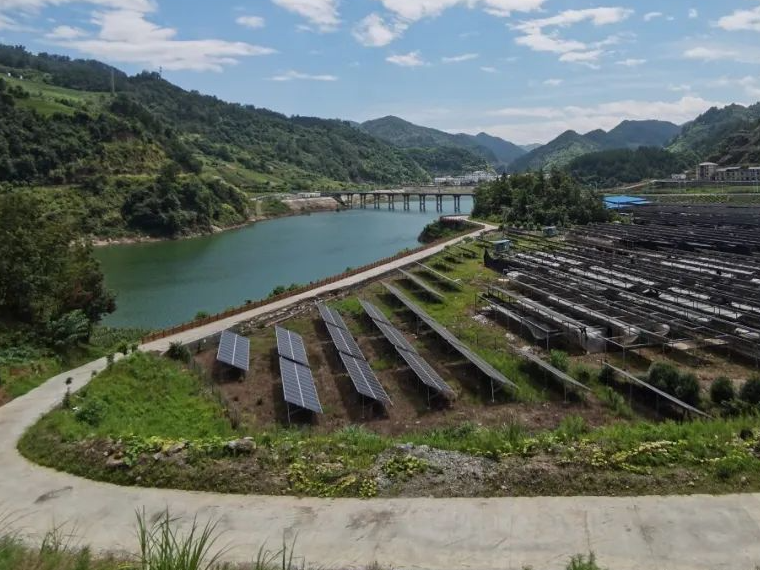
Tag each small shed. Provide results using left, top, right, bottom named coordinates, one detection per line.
left=543, top=226, right=558, bottom=238
left=492, top=239, right=512, bottom=254
left=604, top=195, right=651, bottom=210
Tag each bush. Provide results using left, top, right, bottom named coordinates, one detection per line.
left=549, top=350, right=569, bottom=372
left=740, top=375, right=760, bottom=406
left=647, top=362, right=701, bottom=407
left=166, top=342, right=191, bottom=363
left=598, top=365, right=616, bottom=385
left=75, top=398, right=105, bottom=426
left=710, top=377, right=736, bottom=405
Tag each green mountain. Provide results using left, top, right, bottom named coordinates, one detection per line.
left=710, top=119, right=760, bottom=165
left=509, top=130, right=601, bottom=172
left=568, top=147, right=692, bottom=188
left=360, top=115, right=525, bottom=172
left=510, top=120, right=682, bottom=172
left=0, top=45, right=439, bottom=239
left=668, top=103, right=760, bottom=162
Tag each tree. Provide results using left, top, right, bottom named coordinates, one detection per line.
left=740, top=376, right=760, bottom=406
left=710, top=377, right=736, bottom=405
left=0, top=194, right=115, bottom=335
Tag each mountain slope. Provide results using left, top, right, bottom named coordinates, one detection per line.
left=510, top=120, right=681, bottom=172
left=668, top=103, right=760, bottom=161
left=361, top=115, right=525, bottom=171
left=509, top=130, right=601, bottom=172
left=709, top=118, right=760, bottom=165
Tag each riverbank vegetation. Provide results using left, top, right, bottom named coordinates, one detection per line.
left=417, top=218, right=478, bottom=243
left=0, top=193, right=144, bottom=403
left=472, top=171, right=609, bottom=227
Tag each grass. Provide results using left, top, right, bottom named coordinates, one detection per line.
left=19, top=351, right=760, bottom=497
left=0, top=326, right=146, bottom=402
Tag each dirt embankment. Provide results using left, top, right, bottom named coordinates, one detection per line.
left=281, top=197, right=341, bottom=214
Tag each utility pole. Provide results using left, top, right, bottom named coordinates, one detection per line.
left=110, top=69, right=115, bottom=96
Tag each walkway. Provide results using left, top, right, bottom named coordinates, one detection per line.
left=1, top=227, right=760, bottom=569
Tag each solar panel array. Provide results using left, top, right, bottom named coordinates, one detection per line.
left=359, top=300, right=392, bottom=325
left=384, top=283, right=518, bottom=392
left=316, top=302, right=392, bottom=406
left=275, top=326, right=323, bottom=414
left=216, top=330, right=251, bottom=372
left=519, top=349, right=591, bottom=394
left=361, top=299, right=455, bottom=399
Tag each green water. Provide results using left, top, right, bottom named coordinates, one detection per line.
left=96, top=197, right=473, bottom=329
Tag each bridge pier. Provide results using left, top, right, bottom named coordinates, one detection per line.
left=403, top=194, right=410, bottom=211
left=454, top=195, right=461, bottom=213
left=388, top=195, right=395, bottom=210
left=346, top=194, right=354, bottom=209
left=373, top=195, right=380, bottom=209
left=436, top=195, right=443, bottom=212
left=360, top=194, right=367, bottom=209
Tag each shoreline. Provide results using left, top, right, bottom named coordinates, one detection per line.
left=91, top=197, right=343, bottom=247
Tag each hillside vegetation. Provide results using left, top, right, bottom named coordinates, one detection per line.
left=361, top=115, right=525, bottom=171
left=0, top=45, right=436, bottom=240
left=510, top=120, right=681, bottom=173
left=473, top=171, right=609, bottom=226
left=568, top=147, right=692, bottom=188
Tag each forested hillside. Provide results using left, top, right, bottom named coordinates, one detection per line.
left=0, top=45, right=433, bottom=239
left=567, top=147, right=691, bottom=188
left=361, top=115, right=525, bottom=171
left=510, top=120, right=681, bottom=173
left=668, top=103, right=760, bottom=163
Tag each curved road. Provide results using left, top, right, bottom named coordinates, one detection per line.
left=2, top=228, right=759, bottom=570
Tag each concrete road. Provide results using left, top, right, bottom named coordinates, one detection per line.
left=2, top=226, right=760, bottom=569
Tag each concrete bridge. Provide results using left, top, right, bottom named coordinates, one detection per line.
left=320, top=188, right=475, bottom=212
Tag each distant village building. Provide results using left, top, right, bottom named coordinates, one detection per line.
left=671, top=173, right=687, bottom=181
left=697, top=162, right=760, bottom=182
left=434, top=170, right=499, bottom=186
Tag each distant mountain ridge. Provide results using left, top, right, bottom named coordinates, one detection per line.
left=360, top=116, right=526, bottom=172
left=509, top=120, right=682, bottom=172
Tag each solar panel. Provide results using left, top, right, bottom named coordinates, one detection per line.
left=385, top=283, right=517, bottom=390
left=279, top=357, right=322, bottom=414
left=397, top=349, right=455, bottom=398
left=398, top=269, right=444, bottom=301
left=276, top=326, right=309, bottom=366
left=325, top=323, right=364, bottom=359
left=375, top=321, right=416, bottom=353
left=216, top=330, right=250, bottom=372
left=339, top=352, right=392, bottom=406
left=317, top=302, right=348, bottom=330
left=359, top=300, right=392, bottom=325
left=519, top=349, right=591, bottom=393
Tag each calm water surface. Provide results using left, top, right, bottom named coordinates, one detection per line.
left=96, top=197, right=473, bottom=329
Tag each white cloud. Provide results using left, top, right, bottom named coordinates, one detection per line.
left=355, top=0, right=546, bottom=46
left=0, top=0, right=155, bottom=12
left=512, top=7, right=633, bottom=66
left=617, top=58, right=646, bottom=67
left=386, top=51, right=427, bottom=67
left=480, top=66, right=498, bottom=73
left=480, top=96, right=721, bottom=144
left=684, top=46, right=742, bottom=62
left=269, top=70, right=338, bottom=81
left=717, top=5, right=760, bottom=32
left=543, top=78, right=563, bottom=86
left=643, top=12, right=663, bottom=22
left=688, top=8, right=698, bottom=19
left=710, top=76, right=760, bottom=98
left=236, top=15, right=265, bottom=29
left=442, top=52, right=479, bottom=63
left=352, top=13, right=406, bottom=47
left=54, top=9, right=276, bottom=72
left=271, top=0, right=339, bottom=32
left=46, top=24, right=87, bottom=39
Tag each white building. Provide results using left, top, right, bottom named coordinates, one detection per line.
left=697, top=162, right=760, bottom=182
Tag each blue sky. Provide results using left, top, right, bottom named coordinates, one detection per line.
left=1, top=0, right=760, bottom=144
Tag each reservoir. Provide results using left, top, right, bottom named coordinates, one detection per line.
left=96, top=197, right=473, bottom=329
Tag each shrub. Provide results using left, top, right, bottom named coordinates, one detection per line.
left=567, top=553, right=605, bottom=570
left=571, top=364, right=594, bottom=385
left=598, top=365, right=616, bottom=385
left=194, top=311, right=210, bottom=321
left=166, top=342, right=191, bottom=363
left=710, top=377, right=736, bottom=405
left=558, top=415, right=588, bottom=441
left=647, top=362, right=700, bottom=407
left=549, top=350, right=569, bottom=372
left=740, top=375, right=760, bottom=406
left=75, top=398, right=105, bottom=427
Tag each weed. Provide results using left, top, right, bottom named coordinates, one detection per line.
left=567, top=553, right=605, bottom=570
left=549, top=350, right=569, bottom=372
left=136, top=510, right=224, bottom=570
